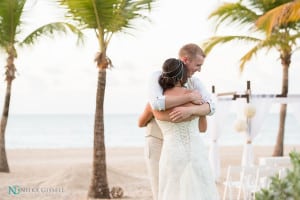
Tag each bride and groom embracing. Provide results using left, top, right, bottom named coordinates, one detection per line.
left=138, top=43, right=219, bottom=200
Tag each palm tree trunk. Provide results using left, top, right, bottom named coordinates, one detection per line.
left=0, top=53, right=16, bottom=173
left=273, top=52, right=290, bottom=156
left=0, top=81, right=12, bottom=172
left=88, top=68, right=110, bottom=199
left=273, top=104, right=287, bottom=156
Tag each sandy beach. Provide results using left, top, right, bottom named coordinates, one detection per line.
left=0, top=145, right=299, bottom=200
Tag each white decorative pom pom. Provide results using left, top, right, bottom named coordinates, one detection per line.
left=234, top=119, right=247, bottom=132
left=244, top=104, right=256, bottom=118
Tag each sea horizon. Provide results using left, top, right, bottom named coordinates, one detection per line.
left=5, top=113, right=300, bottom=149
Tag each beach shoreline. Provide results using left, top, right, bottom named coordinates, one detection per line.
left=1, top=145, right=299, bottom=200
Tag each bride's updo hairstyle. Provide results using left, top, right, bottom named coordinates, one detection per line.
left=159, top=58, right=187, bottom=92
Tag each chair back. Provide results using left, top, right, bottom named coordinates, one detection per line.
left=223, top=165, right=259, bottom=200
left=254, top=166, right=280, bottom=192
left=259, top=156, right=291, bottom=168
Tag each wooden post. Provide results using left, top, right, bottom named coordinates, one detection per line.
left=247, top=80, right=251, bottom=90
left=246, top=80, right=251, bottom=103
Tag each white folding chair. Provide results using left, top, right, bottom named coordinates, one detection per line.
left=253, top=164, right=290, bottom=194
left=253, top=166, right=280, bottom=195
left=222, top=165, right=258, bottom=200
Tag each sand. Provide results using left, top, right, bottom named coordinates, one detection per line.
left=0, top=145, right=299, bottom=200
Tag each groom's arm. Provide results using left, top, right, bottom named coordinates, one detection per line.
left=169, top=103, right=210, bottom=122
left=191, top=77, right=216, bottom=115
left=148, top=71, right=203, bottom=111
left=168, top=77, right=215, bottom=122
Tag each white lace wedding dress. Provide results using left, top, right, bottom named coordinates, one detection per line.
left=156, top=118, right=219, bottom=200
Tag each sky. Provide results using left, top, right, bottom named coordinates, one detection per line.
left=0, top=0, right=299, bottom=115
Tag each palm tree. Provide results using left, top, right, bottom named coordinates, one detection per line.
left=0, top=0, right=83, bottom=172
left=256, top=0, right=300, bottom=35
left=202, top=0, right=300, bottom=156
left=54, top=0, right=155, bottom=198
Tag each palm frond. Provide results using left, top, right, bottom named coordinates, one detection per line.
left=56, top=0, right=96, bottom=28
left=0, top=0, right=26, bottom=47
left=249, top=0, right=292, bottom=13
left=56, top=0, right=154, bottom=35
left=202, top=35, right=261, bottom=55
left=209, top=2, right=259, bottom=31
left=107, top=0, right=153, bottom=33
left=20, top=22, right=84, bottom=46
left=239, top=43, right=264, bottom=72
left=239, top=37, right=280, bottom=71
left=256, top=1, right=300, bottom=35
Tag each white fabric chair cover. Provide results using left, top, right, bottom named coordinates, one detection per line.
left=208, top=95, right=232, bottom=182
left=241, top=97, right=273, bottom=166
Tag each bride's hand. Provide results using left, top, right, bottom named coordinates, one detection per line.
left=169, top=106, right=193, bottom=122
left=188, top=90, right=205, bottom=105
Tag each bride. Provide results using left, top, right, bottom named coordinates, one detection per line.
left=140, top=58, right=219, bottom=200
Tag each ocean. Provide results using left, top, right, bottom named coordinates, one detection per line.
left=5, top=113, right=300, bottom=149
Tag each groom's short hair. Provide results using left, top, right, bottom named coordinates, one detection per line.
left=179, top=43, right=206, bottom=60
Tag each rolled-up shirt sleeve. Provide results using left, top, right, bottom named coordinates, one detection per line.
left=148, top=71, right=165, bottom=111
left=190, top=77, right=216, bottom=116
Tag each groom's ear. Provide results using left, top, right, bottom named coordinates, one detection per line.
left=181, top=56, right=188, bottom=64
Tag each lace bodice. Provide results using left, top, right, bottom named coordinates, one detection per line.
left=156, top=118, right=198, bottom=138
left=156, top=118, right=200, bottom=154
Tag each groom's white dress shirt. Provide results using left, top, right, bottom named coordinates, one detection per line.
left=148, top=70, right=216, bottom=115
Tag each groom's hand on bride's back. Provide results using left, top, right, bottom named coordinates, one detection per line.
left=169, top=103, right=210, bottom=123
left=187, top=90, right=205, bottom=105
left=169, top=106, right=195, bottom=122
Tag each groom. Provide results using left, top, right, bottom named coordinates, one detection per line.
left=139, top=43, right=215, bottom=200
